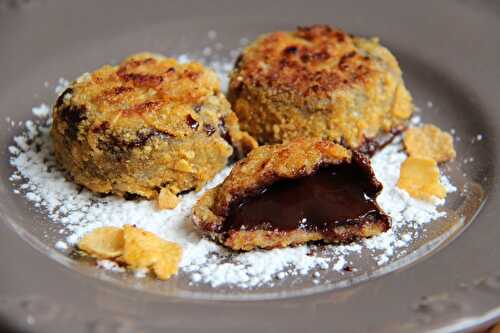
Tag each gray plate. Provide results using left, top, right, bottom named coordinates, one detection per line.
left=0, top=0, right=499, bottom=332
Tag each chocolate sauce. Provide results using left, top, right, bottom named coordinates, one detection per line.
left=224, top=163, right=384, bottom=233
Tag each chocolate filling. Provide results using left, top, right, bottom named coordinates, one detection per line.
left=60, top=104, right=87, bottom=140
left=55, top=88, right=73, bottom=108
left=186, top=114, right=199, bottom=130
left=356, top=127, right=403, bottom=156
left=223, top=160, right=388, bottom=233
left=97, top=129, right=172, bottom=156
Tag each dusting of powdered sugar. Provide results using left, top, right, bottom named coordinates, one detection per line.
left=6, top=40, right=457, bottom=288
left=366, top=139, right=456, bottom=265
left=97, top=260, right=125, bottom=273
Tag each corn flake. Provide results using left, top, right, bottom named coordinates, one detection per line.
left=78, top=226, right=124, bottom=259
left=397, top=157, right=446, bottom=201
left=157, top=187, right=180, bottom=210
left=122, top=225, right=182, bottom=280
left=403, top=124, right=456, bottom=163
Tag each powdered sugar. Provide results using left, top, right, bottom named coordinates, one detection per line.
left=365, top=140, right=456, bottom=265
left=7, top=55, right=456, bottom=288
left=97, top=260, right=125, bottom=273
left=31, top=104, right=50, bottom=118
left=55, top=240, right=68, bottom=250
left=54, top=78, right=70, bottom=95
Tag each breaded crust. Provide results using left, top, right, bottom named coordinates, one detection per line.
left=51, top=53, right=257, bottom=201
left=192, top=138, right=390, bottom=251
left=228, top=25, right=413, bottom=150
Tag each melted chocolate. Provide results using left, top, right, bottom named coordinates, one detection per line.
left=97, top=129, right=171, bottom=157
left=186, top=114, right=199, bottom=130
left=204, top=124, right=216, bottom=136
left=60, top=104, right=87, bottom=140
left=356, top=128, right=403, bottom=156
left=55, top=87, right=73, bottom=108
left=224, top=163, right=385, bottom=233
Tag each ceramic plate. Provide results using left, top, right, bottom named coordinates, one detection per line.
left=0, top=0, right=499, bottom=332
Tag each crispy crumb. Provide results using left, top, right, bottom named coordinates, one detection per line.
left=157, top=188, right=180, bottom=210
left=397, top=157, right=446, bottom=200
left=78, top=226, right=124, bottom=259
left=78, top=225, right=182, bottom=280
left=403, top=124, right=456, bottom=162
left=122, top=225, right=182, bottom=280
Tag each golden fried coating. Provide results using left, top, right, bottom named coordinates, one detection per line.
left=228, top=25, right=413, bottom=151
left=52, top=53, right=257, bottom=204
left=193, top=138, right=390, bottom=251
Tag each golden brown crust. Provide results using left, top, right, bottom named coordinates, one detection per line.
left=192, top=138, right=389, bottom=250
left=51, top=53, right=257, bottom=202
left=228, top=25, right=413, bottom=149
left=232, top=26, right=369, bottom=99
left=224, top=222, right=389, bottom=251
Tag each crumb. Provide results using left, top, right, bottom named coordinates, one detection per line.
left=397, top=157, right=446, bottom=200
left=157, top=188, right=180, bottom=210
left=403, top=124, right=456, bottom=162
left=78, top=225, right=182, bottom=281
left=122, top=225, right=182, bottom=280
left=78, top=226, right=124, bottom=259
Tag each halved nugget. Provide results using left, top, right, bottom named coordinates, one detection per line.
left=192, top=138, right=390, bottom=251
left=228, top=25, right=413, bottom=154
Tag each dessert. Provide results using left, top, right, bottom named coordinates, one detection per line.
left=192, top=138, right=390, bottom=251
left=228, top=25, right=413, bottom=153
left=51, top=53, right=257, bottom=208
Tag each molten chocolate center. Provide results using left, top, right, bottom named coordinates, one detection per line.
left=224, top=164, right=383, bottom=232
